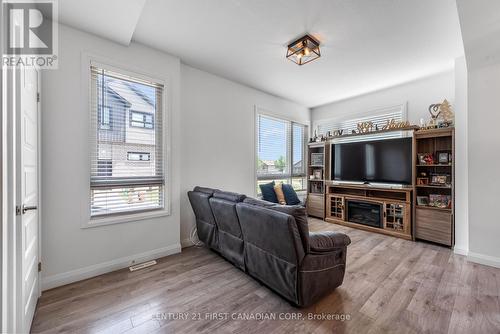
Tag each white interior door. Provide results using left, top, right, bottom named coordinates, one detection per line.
left=16, top=66, right=40, bottom=333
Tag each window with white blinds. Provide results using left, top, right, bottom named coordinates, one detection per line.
left=90, top=64, right=165, bottom=217
left=316, top=104, right=407, bottom=143
left=256, top=114, right=307, bottom=193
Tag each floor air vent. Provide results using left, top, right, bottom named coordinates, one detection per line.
left=129, top=260, right=157, bottom=272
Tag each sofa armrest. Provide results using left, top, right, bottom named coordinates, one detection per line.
left=298, top=236, right=349, bottom=306
left=309, top=231, right=351, bottom=253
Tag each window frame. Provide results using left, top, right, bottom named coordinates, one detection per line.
left=254, top=108, right=308, bottom=196
left=82, top=55, right=171, bottom=228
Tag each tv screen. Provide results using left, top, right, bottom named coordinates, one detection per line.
left=332, top=137, right=412, bottom=185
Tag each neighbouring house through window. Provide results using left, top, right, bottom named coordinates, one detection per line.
left=90, top=63, right=165, bottom=218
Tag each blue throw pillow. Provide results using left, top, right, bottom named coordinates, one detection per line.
left=259, top=181, right=279, bottom=203
left=282, top=184, right=301, bottom=205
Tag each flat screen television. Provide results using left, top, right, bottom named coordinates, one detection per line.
left=331, top=137, right=412, bottom=185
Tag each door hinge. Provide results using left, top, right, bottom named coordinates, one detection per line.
left=38, top=262, right=42, bottom=272
left=37, top=92, right=40, bottom=102
left=16, top=205, right=22, bottom=216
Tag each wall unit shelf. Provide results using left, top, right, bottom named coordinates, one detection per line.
left=413, top=127, right=455, bottom=247
left=415, top=185, right=452, bottom=189
left=416, top=164, right=452, bottom=167
left=306, top=142, right=329, bottom=218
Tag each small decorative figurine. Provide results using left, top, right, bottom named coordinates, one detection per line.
left=428, top=103, right=441, bottom=120
left=438, top=99, right=454, bottom=124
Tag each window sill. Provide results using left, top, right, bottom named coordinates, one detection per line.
left=82, top=209, right=171, bottom=229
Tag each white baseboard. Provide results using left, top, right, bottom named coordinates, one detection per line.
left=453, top=247, right=469, bottom=256
left=42, top=243, right=181, bottom=291
left=181, top=238, right=194, bottom=248
left=467, top=251, right=500, bottom=269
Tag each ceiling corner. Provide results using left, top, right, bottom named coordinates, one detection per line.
left=58, top=0, right=147, bottom=46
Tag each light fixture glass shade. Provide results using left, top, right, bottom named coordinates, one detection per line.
left=286, top=35, right=321, bottom=65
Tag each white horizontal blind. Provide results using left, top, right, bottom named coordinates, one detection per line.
left=257, top=115, right=291, bottom=180
left=256, top=114, right=307, bottom=192
left=90, top=65, right=165, bottom=217
left=317, top=104, right=406, bottom=143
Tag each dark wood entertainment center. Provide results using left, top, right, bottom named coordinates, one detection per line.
left=306, top=127, right=455, bottom=247
left=325, top=183, right=413, bottom=240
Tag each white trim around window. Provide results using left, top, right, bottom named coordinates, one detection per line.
left=80, top=53, right=172, bottom=229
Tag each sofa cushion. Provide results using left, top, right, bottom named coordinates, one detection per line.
left=243, top=197, right=277, bottom=208
left=209, top=193, right=246, bottom=270
left=274, top=183, right=287, bottom=205
left=213, top=191, right=246, bottom=202
left=282, top=184, right=301, bottom=205
left=259, top=181, right=279, bottom=203
left=187, top=190, right=218, bottom=250
left=242, top=198, right=310, bottom=252
left=267, top=204, right=309, bottom=252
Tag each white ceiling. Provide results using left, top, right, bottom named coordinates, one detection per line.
left=58, top=0, right=464, bottom=108
left=56, top=0, right=146, bottom=45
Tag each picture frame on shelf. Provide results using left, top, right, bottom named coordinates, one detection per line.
left=436, top=150, right=451, bottom=164
left=310, top=182, right=323, bottom=194
left=417, top=196, right=429, bottom=206
left=310, top=153, right=324, bottom=166
left=429, top=194, right=451, bottom=208
left=417, top=177, right=429, bottom=185
left=430, top=174, right=451, bottom=186
left=312, top=169, right=323, bottom=180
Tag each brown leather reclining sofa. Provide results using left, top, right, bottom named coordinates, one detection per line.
left=187, top=186, right=351, bottom=307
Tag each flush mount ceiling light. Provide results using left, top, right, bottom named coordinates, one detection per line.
left=286, top=34, right=321, bottom=65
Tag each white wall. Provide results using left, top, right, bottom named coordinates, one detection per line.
left=180, top=65, right=309, bottom=245
left=453, top=56, right=468, bottom=255
left=457, top=0, right=500, bottom=268
left=41, top=25, right=182, bottom=289
left=466, top=62, right=500, bottom=266
left=311, top=71, right=455, bottom=128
